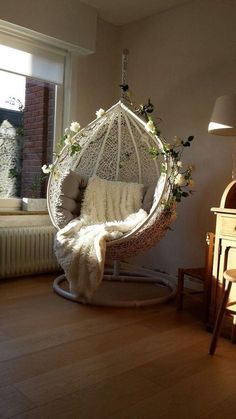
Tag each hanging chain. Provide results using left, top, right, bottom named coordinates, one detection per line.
left=121, top=49, right=129, bottom=99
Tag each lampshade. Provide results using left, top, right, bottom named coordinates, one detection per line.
left=208, top=94, right=236, bottom=136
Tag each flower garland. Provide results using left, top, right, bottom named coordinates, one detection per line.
left=119, top=85, right=195, bottom=213
left=42, top=109, right=107, bottom=176
left=42, top=121, right=82, bottom=175
left=145, top=114, right=194, bottom=210
left=42, top=93, right=194, bottom=221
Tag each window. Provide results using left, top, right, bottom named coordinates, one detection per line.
left=0, top=28, right=69, bottom=200
left=0, top=71, right=56, bottom=198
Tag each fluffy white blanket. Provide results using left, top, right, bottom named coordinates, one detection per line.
left=54, top=176, right=147, bottom=301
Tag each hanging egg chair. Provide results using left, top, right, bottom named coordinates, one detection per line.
left=47, top=51, right=176, bottom=307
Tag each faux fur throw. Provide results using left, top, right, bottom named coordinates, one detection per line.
left=54, top=176, right=147, bottom=301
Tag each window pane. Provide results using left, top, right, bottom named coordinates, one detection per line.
left=0, top=71, right=55, bottom=198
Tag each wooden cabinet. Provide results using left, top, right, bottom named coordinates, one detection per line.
left=209, top=181, right=236, bottom=335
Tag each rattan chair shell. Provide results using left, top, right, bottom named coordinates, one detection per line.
left=47, top=100, right=176, bottom=306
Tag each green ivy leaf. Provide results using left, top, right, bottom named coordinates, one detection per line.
left=149, top=147, right=159, bottom=159
left=8, top=168, right=19, bottom=179
left=70, top=143, right=82, bottom=156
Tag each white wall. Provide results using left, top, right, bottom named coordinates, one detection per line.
left=121, top=0, right=236, bottom=275
left=0, top=0, right=97, bottom=53
left=71, top=19, right=121, bottom=126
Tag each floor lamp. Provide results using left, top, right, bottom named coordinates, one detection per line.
left=208, top=94, right=236, bottom=179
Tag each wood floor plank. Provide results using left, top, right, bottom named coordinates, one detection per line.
left=0, top=322, right=155, bottom=387
left=0, top=385, right=35, bottom=418
left=203, top=393, right=236, bottom=418
left=0, top=302, right=169, bottom=361
left=0, top=304, right=183, bottom=388
left=14, top=322, right=207, bottom=404
left=133, top=338, right=211, bottom=387
left=0, top=274, right=236, bottom=418
left=0, top=281, right=166, bottom=335
left=0, top=274, right=58, bottom=301
left=0, top=298, right=169, bottom=339
left=109, top=354, right=236, bottom=419
left=11, top=369, right=158, bottom=419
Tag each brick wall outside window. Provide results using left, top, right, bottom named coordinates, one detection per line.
left=21, top=78, right=55, bottom=198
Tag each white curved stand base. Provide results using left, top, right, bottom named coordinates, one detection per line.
left=53, top=263, right=176, bottom=308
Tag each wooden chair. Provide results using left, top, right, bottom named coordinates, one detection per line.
left=176, top=232, right=215, bottom=322
left=209, top=269, right=236, bottom=355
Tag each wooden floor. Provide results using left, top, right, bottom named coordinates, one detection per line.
left=0, top=274, right=236, bottom=419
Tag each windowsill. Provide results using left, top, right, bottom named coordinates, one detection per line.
left=0, top=197, right=22, bottom=211
left=0, top=210, right=52, bottom=227
left=0, top=198, right=47, bottom=213
left=0, top=210, right=48, bottom=215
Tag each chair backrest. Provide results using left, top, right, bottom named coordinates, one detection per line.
left=47, top=100, right=172, bottom=232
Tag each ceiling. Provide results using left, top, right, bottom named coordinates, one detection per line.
left=81, top=0, right=193, bottom=26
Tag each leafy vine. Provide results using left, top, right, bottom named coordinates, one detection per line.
left=120, top=84, right=195, bottom=212
left=42, top=87, right=194, bottom=220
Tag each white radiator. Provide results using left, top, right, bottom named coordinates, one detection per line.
left=0, top=226, right=59, bottom=278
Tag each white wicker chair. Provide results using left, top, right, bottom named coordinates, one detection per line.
left=47, top=98, right=177, bottom=307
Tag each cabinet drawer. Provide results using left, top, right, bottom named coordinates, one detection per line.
left=220, top=216, right=236, bottom=236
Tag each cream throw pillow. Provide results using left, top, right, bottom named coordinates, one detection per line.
left=81, top=176, right=144, bottom=223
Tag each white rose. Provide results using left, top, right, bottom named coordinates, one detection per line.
left=41, top=164, right=48, bottom=173
left=41, top=164, right=53, bottom=174
left=64, top=136, right=72, bottom=146
left=145, top=120, right=156, bottom=134
left=64, top=135, right=77, bottom=146
left=96, top=108, right=105, bottom=118
left=70, top=121, right=80, bottom=133
left=177, top=161, right=183, bottom=168
left=174, top=173, right=185, bottom=186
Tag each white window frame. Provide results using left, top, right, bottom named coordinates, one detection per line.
left=0, top=23, right=73, bottom=144
left=0, top=21, right=73, bottom=210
